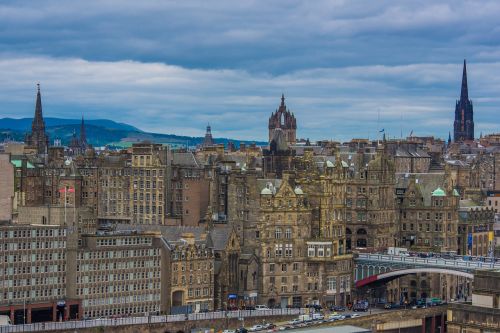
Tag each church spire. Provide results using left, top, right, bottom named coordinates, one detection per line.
left=80, top=115, right=87, bottom=147
left=202, top=123, right=214, bottom=147
left=33, top=83, right=44, bottom=128
left=25, top=83, right=49, bottom=155
left=460, top=59, right=468, bottom=101
left=280, top=93, right=285, bottom=107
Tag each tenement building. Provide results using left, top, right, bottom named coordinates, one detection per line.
left=130, top=143, right=170, bottom=224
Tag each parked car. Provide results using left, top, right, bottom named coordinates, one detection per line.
left=350, top=313, right=361, bottom=318
left=249, top=324, right=264, bottom=332
left=330, top=305, right=346, bottom=312
left=255, top=305, right=270, bottom=310
left=312, top=313, right=325, bottom=321
left=223, top=330, right=237, bottom=333
left=288, top=318, right=303, bottom=325
left=328, top=314, right=345, bottom=321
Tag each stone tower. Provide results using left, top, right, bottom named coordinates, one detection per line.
left=268, top=94, right=297, bottom=145
left=202, top=124, right=215, bottom=147
left=453, top=60, right=474, bottom=142
left=25, top=83, right=50, bottom=155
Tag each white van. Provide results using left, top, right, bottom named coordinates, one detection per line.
left=0, top=315, right=12, bottom=326
left=255, top=305, right=269, bottom=310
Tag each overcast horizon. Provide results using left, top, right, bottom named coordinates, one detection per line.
left=1, top=0, right=499, bottom=142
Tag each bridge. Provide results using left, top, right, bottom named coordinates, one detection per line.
left=354, top=253, right=500, bottom=288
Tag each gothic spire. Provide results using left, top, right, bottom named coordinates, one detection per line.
left=280, top=93, right=285, bottom=107
left=33, top=83, right=44, bottom=128
left=460, top=59, right=468, bottom=101
left=80, top=115, right=87, bottom=146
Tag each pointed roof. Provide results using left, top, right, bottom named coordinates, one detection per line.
left=33, top=83, right=45, bottom=128
left=202, top=123, right=214, bottom=147
left=80, top=115, right=88, bottom=147
left=460, top=59, right=468, bottom=101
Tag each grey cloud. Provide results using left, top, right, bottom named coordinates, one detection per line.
left=0, top=56, right=498, bottom=141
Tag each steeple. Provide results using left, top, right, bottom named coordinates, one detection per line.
left=448, top=132, right=452, bottom=145
left=460, top=59, right=468, bottom=101
left=202, top=123, right=214, bottom=147
left=80, top=115, right=87, bottom=147
left=25, top=83, right=49, bottom=155
left=453, top=59, right=474, bottom=142
left=33, top=83, right=44, bottom=129
left=280, top=93, right=285, bottom=107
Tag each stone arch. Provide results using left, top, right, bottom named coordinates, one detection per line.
left=172, top=290, right=184, bottom=307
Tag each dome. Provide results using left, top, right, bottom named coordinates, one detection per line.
left=452, top=189, right=460, bottom=197
left=261, top=188, right=273, bottom=195
left=326, top=160, right=334, bottom=168
left=341, top=160, right=349, bottom=168
left=294, top=186, right=304, bottom=195
left=431, top=187, right=446, bottom=197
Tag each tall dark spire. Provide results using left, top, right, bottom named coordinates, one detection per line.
left=33, top=83, right=44, bottom=128
left=280, top=93, right=285, bottom=107
left=460, top=59, right=468, bottom=101
left=25, top=83, right=49, bottom=154
left=80, top=115, right=87, bottom=147
left=453, top=59, right=474, bottom=142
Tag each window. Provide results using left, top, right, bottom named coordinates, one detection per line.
left=281, top=264, right=287, bottom=272
left=275, top=244, right=282, bottom=257
left=269, top=264, right=275, bottom=273
left=285, top=228, right=292, bottom=239
left=275, top=228, right=282, bottom=239
left=327, top=277, right=336, bottom=292
left=308, top=245, right=315, bottom=257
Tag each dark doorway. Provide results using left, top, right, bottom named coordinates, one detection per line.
left=31, top=307, right=53, bottom=323
left=14, top=309, right=27, bottom=325
left=172, top=291, right=184, bottom=307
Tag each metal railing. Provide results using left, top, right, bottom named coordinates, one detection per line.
left=356, top=253, right=500, bottom=270
left=0, top=308, right=305, bottom=332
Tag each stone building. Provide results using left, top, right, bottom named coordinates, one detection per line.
left=396, top=174, right=459, bottom=252
left=458, top=200, right=495, bottom=256
left=257, top=174, right=312, bottom=308
left=268, top=95, right=296, bottom=145
left=0, top=154, right=14, bottom=222
left=447, top=269, right=500, bottom=332
left=343, top=146, right=397, bottom=251
left=97, top=153, right=132, bottom=226
left=169, top=152, right=210, bottom=226
left=209, top=227, right=240, bottom=310
left=166, top=231, right=215, bottom=313
left=130, top=142, right=170, bottom=224
left=257, top=172, right=353, bottom=308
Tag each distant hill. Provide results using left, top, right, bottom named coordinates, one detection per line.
left=0, top=117, right=267, bottom=148
left=0, top=117, right=140, bottom=132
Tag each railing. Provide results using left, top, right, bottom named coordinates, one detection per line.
left=356, top=253, right=500, bottom=270
left=0, top=308, right=305, bottom=333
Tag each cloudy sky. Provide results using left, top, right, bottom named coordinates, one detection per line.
left=1, top=0, right=499, bottom=141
